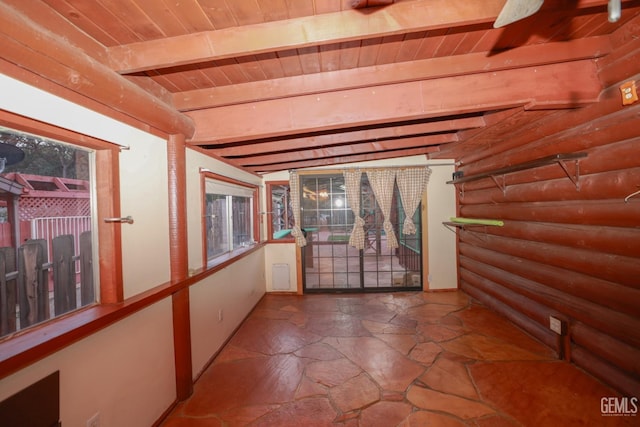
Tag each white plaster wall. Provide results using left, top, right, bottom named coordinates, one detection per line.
left=264, top=243, right=298, bottom=292
left=190, top=250, right=265, bottom=377
left=425, top=162, right=458, bottom=290
left=0, top=300, right=176, bottom=427
left=0, top=74, right=177, bottom=426
left=118, top=133, right=172, bottom=297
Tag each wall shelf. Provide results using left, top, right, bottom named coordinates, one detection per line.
left=447, top=153, right=588, bottom=197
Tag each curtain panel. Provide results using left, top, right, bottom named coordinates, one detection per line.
left=366, top=169, right=398, bottom=249
left=288, top=171, right=307, bottom=247
left=343, top=169, right=365, bottom=250
left=396, top=168, right=432, bottom=234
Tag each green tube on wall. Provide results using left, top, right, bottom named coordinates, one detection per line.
left=449, top=217, right=504, bottom=226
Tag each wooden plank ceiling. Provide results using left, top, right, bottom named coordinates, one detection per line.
left=1, top=0, right=639, bottom=173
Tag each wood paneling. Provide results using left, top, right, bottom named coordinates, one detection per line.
left=454, top=32, right=640, bottom=397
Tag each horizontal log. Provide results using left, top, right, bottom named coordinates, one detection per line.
left=467, top=114, right=640, bottom=177
left=572, top=322, right=640, bottom=377
left=459, top=242, right=640, bottom=316
left=461, top=98, right=640, bottom=174
left=456, top=137, right=640, bottom=192
left=458, top=250, right=640, bottom=347
left=460, top=269, right=558, bottom=350
left=458, top=167, right=640, bottom=204
left=459, top=200, right=640, bottom=227
left=457, top=221, right=640, bottom=258
left=460, top=281, right=558, bottom=352
left=597, top=20, right=640, bottom=86
left=459, top=231, right=640, bottom=287
left=571, top=346, right=640, bottom=398
left=456, top=83, right=632, bottom=165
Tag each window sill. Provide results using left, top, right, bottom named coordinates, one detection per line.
left=206, top=243, right=263, bottom=270
left=0, top=242, right=266, bottom=381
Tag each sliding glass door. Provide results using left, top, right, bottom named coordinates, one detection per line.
left=300, top=173, right=423, bottom=292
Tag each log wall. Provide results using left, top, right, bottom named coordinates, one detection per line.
left=454, top=21, right=640, bottom=397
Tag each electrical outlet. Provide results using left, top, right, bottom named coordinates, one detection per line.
left=620, top=81, right=638, bottom=105
left=87, top=412, right=100, bottom=427
left=549, top=316, right=563, bottom=335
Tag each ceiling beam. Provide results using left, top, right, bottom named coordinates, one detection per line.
left=174, top=36, right=612, bottom=111
left=0, top=2, right=195, bottom=137
left=187, top=60, right=602, bottom=144
left=232, top=134, right=457, bottom=166
left=108, top=0, right=618, bottom=75
left=209, top=117, right=485, bottom=154
left=248, top=147, right=440, bottom=173
left=108, top=0, right=506, bottom=73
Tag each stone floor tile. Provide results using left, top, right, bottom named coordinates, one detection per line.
left=440, top=333, right=552, bottom=361
left=455, top=305, right=556, bottom=357
left=183, top=354, right=304, bottom=414
left=213, top=344, right=265, bottom=364
left=295, top=376, right=328, bottom=399
left=373, top=333, right=418, bottom=355
left=219, top=405, right=279, bottom=426
left=324, top=336, right=425, bottom=392
left=250, top=307, right=295, bottom=320
left=405, top=303, right=464, bottom=323
left=406, top=386, right=495, bottom=419
left=160, top=416, right=223, bottom=427
left=250, top=398, right=337, bottom=427
left=338, top=300, right=397, bottom=323
left=329, top=373, right=380, bottom=412
left=420, top=357, right=478, bottom=400
left=409, top=341, right=442, bottom=365
left=162, top=292, right=629, bottom=427
left=421, top=291, right=470, bottom=306
left=472, top=414, right=522, bottom=427
left=359, top=401, right=413, bottom=427
left=470, top=360, right=638, bottom=426
left=305, top=312, right=372, bottom=337
left=294, top=342, right=344, bottom=361
left=417, top=323, right=465, bottom=342
left=305, top=357, right=362, bottom=387
left=362, top=319, right=416, bottom=335
left=398, top=411, right=467, bottom=427
left=229, top=317, right=321, bottom=355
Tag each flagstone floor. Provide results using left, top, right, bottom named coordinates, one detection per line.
left=161, top=291, right=633, bottom=426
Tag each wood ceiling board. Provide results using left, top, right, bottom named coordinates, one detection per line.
left=249, top=146, right=439, bottom=173
left=0, top=3, right=194, bottom=137
left=187, top=60, right=601, bottom=143
left=174, top=36, right=611, bottom=110
left=128, top=0, right=187, bottom=37
left=213, top=117, right=485, bottom=155
left=198, top=0, right=238, bottom=30
left=12, top=0, right=109, bottom=60
left=107, top=0, right=506, bottom=73
left=231, top=134, right=457, bottom=166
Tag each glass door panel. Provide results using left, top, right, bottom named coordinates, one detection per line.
left=301, top=174, right=422, bottom=293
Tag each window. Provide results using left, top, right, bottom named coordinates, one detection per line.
left=204, top=175, right=258, bottom=264
left=266, top=181, right=294, bottom=241
left=0, top=125, right=98, bottom=338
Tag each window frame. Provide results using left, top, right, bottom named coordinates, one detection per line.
left=265, top=180, right=295, bottom=243
left=201, top=171, right=259, bottom=268
left=0, top=109, right=123, bottom=366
